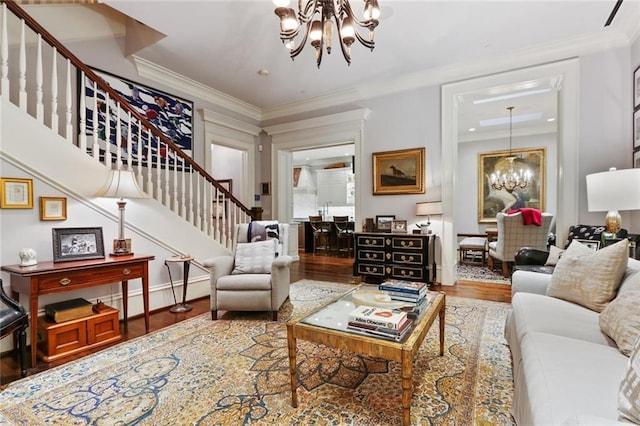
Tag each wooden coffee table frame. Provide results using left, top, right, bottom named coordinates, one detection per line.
left=286, top=289, right=445, bottom=426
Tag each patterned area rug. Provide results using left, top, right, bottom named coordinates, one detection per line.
left=0, top=280, right=514, bottom=425
left=456, top=263, right=512, bottom=285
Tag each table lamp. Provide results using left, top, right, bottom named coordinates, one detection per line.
left=95, top=169, right=147, bottom=256
left=416, top=201, right=443, bottom=234
left=586, top=167, right=640, bottom=235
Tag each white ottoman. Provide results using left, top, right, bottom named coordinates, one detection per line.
left=459, top=237, right=487, bottom=265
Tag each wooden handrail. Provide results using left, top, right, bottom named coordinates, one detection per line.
left=1, top=0, right=252, bottom=216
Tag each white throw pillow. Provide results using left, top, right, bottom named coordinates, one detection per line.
left=600, top=286, right=640, bottom=356
left=232, top=239, right=276, bottom=274
left=618, top=335, right=640, bottom=422
left=544, top=245, right=565, bottom=266
left=547, top=239, right=628, bottom=312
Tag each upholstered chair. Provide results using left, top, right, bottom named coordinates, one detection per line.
left=0, top=279, right=29, bottom=377
left=203, top=223, right=292, bottom=321
left=488, top=211, right=553, bottom=277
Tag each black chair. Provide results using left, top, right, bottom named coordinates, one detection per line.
left=333, top=216, right=354, bottom=257
left=1, top=279, right=29, bottom=377
left=309, top=215, right=332, bottom=255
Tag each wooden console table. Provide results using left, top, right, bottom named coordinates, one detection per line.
left=1, top=254, right=154, bottom=366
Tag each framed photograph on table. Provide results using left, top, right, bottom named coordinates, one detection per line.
left=576, top=239, right=600, bottom=251
left=0, top=177, right=33, bottom=209
left=372, top=147, right=425, bottom=195
left=634, top=149, right=640, bottom=168
left=477, top=147, right=545, bottom=223
left=52, top=227, right=105, bottom=262
left=391, top=220, right=408, bottom=233
left=375, top=215, right=395, bottom=232
left=40, top=196, right=67, bottom=221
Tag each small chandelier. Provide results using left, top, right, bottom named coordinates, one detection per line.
left=490, top=106, right=531, bottom=193
left=273, top=0, right=380, bottom=68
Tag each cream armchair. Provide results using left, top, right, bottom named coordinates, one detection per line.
left=488, top=211, right=553, bottom=277
left=202, top=223, right=292, bottom=321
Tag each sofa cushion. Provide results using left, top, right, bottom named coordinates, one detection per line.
left=600, top=282, right=640, bottom=356
left=619, top=335, right=640, bottom=423
left=508, top=292, right=614, bottom=349
left=547, top=239, right=628, bottom=312
left=232, top=239, right=276, bottom=274
left=513, top=331, right=628, bottom=426
left=544, top=245, right=565, bottom=266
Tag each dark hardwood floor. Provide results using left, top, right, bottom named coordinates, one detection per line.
left=0, top=251, right=511, bottom=385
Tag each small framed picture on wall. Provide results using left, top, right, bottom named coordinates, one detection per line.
left=634, top=65, right=640, bottom=109
left=635, top=109, right=640, bottom=150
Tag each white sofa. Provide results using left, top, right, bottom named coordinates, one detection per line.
left=505, top=255, right=640, bottom=425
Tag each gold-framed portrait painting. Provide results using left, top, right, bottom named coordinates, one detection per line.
left=372, top=147, right=425, bottom=195
left=478, top=147, right=545, bottom=223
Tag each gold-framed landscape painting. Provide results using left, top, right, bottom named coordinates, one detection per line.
left=372, top=147, right=425, bottom=195
left=477, top=147, right=545, bottom=223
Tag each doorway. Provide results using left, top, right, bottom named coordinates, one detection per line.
left=291, top=144, right=355, bottom=222
left=441, top=60, right=580, bottom=285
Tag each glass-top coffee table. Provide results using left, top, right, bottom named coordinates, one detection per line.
left=286, top=285, right=445, bottom=426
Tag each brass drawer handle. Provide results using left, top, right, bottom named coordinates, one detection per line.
left=122, top=268, right=131, bottom=275
left=400, top=270, right=415, bottom=277
left=400, top=241, right=415, bottom=248
left=59, top=278, right=71, bottom=286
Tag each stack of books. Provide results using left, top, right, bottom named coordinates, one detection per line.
left=378, top=280, right=432, bottom=320
left=347, top=305, right=412, bottom=341
left=378, top=280, right=428, bottom=303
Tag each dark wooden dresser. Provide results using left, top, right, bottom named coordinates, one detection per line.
left=353, top=232, right=435, bottom=285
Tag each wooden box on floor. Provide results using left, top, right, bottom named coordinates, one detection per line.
left=37, top=306, right=121, bottom=362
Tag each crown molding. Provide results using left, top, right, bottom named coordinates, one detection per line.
left=131, top=55, right=261, bottom=122
left=131, top=29, right=630, bottom=126
left=263, top=108, right=370, bottom=137
left=356, top=30, right=630, bottom=102
left=199, top=109, right=261, bottom=137
left=260, top=88, right=362, bottom=122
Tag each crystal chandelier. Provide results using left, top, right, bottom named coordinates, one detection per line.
left=490, top=106, right=531, bottom=193
left=273, top=0, right=380, bottom=68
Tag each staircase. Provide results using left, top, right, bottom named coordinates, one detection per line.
left=0, top=1, right=258, bottom=253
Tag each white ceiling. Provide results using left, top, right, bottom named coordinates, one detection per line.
left=23, top=1, right=637, bottom=140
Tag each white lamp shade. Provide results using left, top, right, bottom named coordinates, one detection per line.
left=586, top=168, right=640, bottom=212
left=416, top=201, right=443, bottom=216
left=96, top=170, right=147, bottom=199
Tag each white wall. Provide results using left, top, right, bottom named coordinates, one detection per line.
left=359, top=87, right=442, bottom=232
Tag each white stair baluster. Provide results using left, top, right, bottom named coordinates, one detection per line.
left=18, top=19, right=26, bottom=110
left=104, top=92, right=111, bottom=165
left=91, top=80, right=100, bottom=161
left=35, top=35, right=43, bottom=122
left=64, top=59, right=72, bottom=141
left=1, top=4, right=9, bottom=95
left=50, top=47, right=58, bottom=134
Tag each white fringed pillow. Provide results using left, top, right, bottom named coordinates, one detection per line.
left=546, top=238, right=628, bottom=312
left=599, top=284, right=640, bottom=356
left=618, top=335, right=640, bottom=422
left=232, top=239, right=276, bottom=274
left=544, top=245, right=565, bottom=266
